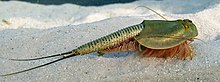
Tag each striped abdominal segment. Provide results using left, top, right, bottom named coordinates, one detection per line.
left=76, top=24, right=144, bottom=55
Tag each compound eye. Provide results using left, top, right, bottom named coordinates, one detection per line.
left=181, top=20, right=189, bottom=29
left=187, top=20, right=192, bottom=23
left=183, top=19, right=192, bottom=23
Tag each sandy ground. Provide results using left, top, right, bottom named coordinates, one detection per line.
left=0, top=0, right=220, bottom=82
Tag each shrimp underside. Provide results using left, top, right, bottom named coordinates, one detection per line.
left=100, top=37, right=193, bottom=60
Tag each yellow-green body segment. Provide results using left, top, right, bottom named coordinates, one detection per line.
left=75, top=24, right=144, bottom=55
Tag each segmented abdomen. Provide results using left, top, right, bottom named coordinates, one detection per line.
left=77, top=24, right=144, bottom=55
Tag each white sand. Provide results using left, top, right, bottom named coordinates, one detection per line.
left=0, top=0, right=220, bottom=82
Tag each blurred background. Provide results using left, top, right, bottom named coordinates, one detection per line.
left=1, top=0, right=137, bottom=6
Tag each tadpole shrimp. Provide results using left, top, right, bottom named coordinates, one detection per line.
left=0, top=6, right=198, bottom=76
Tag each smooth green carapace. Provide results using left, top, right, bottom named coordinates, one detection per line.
left=135, top=19, right=198, bottom=49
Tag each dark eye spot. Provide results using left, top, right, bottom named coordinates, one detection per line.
left=183, top=19, right=192, bottom=23
left=188, top=20, right=192, bottom=23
